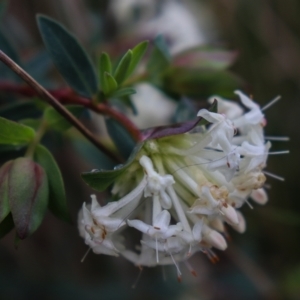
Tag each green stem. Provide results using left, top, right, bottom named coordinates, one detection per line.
left=25, top=120, right=48, bottom=159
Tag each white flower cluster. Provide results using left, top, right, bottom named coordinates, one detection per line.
left=78, top=91, right=286, bottom=276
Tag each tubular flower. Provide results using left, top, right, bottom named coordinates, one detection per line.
left=79, top=91, right=287, bottom=273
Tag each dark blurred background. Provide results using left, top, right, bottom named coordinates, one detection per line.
left=0, top=0, right=299, bottom=299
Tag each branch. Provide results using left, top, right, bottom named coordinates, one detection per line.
left=0, top=83, right=143, bottom=142
left=0, top=51, right=122, bottom=163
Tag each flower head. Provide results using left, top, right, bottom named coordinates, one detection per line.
left=79, top=91, right=287, bottom=273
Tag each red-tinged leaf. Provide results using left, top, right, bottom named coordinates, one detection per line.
left=141, top=100, right=217, bottom=140
left=141, top=117, right=203, bottom=141
left=0, top=160, right=13, bottom=223
left=173, top=47, right=238, bottom=70
left=8, top=157, right=48, bottom=239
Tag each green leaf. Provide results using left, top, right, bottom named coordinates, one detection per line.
left=0, top=117, right=35, bottom=145
left=110, top=87, right=136, bottom=98
left=81, top=142, right=144, bottom=191
left=147, top=35, right=171, bottom=80
left=44, top=105, right=84, bottom=131
left=0, top=214, right=14, bottom=239
left=99, top=52, right=112, bottom=89
left=103, top=72, right=118, bottom=96
left=34, top=145, right=70, bottom=222
left=114, top=50, right=133, bottom=85
left=106, top=118, right=136, bottom=160
left=0, top=160, right=13, bottom=223
left=127, top=41, right=148, bottom=77
left=8, top=157, right=49, bottom=239
left=37, top=15, right=98, bottom=98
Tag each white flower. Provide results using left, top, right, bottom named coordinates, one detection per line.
left=78, top=177, right=147, bottom=256
left=79, top=91, right=287, bottom=273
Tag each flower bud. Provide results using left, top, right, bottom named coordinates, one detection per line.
left=8, top=157, right=49, bottom=239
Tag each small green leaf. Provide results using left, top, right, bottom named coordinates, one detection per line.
left=106, top=118, right=136, bottom=160
left=44, top=105, right=84, bottom=131
left=99, top=52, right=112, bottom=89
left=0, top=160, right=13, bottom=223
left=37, top=15, right=98, bottom=98
left=111, top=87, right=136, bottom=98
left=103, top=72, right=118, bottom=96
left=114, top=50, right=133, bottom=85
left=81, top=142, right=144, bottom=191
left=0, top=117, right=35, bottom=145
left=127, top=41, right=148, bottom=77
left=0, top=214, right=14, bottom=239
left=34, top=145, right=70, bottom=222
left=8, top=157, right=49, bottom=239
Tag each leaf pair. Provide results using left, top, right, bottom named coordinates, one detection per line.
left=99, top=41, right=148, bottom=97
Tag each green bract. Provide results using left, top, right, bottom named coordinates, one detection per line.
left=81, top=143, right=144, bottom=192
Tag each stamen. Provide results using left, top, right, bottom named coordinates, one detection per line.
left=265, top=136, right=290, bottom=141
left=81, top=247, right=92, bottom=263
left=187, top=243, right=192, bottom=257
left=203, top=249, right=219, bottom=264
left=263, top=170, right=285, bottom=181
left=156, top=237, right=159, bottom=263
left=261, top=96, right=281, bottom=111
left=267, top=150, right=289, bottom=155
left=184, top=260, right=197, bottom=277
left=132, top=267, right=143, bottom=289
left=169, top=251, right=182, bottom=282
left=245, top=199, right=254, bottom=209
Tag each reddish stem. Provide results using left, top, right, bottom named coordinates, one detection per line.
left=0, top=81, right=142, bottom=142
